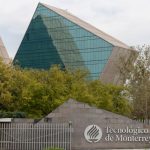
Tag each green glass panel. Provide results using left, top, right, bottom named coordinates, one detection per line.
left=14, top=3, right=114, bottom=80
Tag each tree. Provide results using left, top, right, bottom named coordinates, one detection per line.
left=0, top=58, right=13, bottom=110
left=0, top=60, right=132, bottom=118
left=119, top=45, right=150, bottom=119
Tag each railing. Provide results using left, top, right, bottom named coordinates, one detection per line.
left=0, top=123, right=72, bottom=150
left=135, top=119, right=150, bottom=125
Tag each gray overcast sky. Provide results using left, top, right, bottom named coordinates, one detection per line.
left=0, top=0, right=150, bottom=58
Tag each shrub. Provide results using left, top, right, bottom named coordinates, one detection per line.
left=0, top=111, right=26, bottom=118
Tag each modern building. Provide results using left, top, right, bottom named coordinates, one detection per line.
left=14, top=3, right=136, bottom=84
left=0, top=37, right=10, bottom=64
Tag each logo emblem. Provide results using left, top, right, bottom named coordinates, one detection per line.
left=84, top=125, right=102, bottom=143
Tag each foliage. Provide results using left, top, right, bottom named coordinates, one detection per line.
left=0, top=59, right=132, bottom=118
left=0, top=111, right=26, bottom=118
left=119, top=45, right=150, bottom=119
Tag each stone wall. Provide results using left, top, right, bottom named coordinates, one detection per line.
left=41, top=99, right=150, bottom=149
left=100, top=46, right=138, bottom=85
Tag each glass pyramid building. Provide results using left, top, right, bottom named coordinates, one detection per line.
left=14, top=3, right=135, bottom=83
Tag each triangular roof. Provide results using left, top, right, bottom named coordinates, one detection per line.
left=43, top=99, right=134, bottom=122
left=0, top=37, right=9, bottom=64
left=41, top=3, right=130, bottom=49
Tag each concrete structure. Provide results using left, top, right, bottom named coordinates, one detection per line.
left=0, top=37, right=9, bottom=64
left=13, top=3, right=137, bottom=84
left=41, top=99, right=150, bottom=149
left=0, top=118, right=12, bottom=123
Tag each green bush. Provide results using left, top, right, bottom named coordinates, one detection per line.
left=0, top=111, right=26, bottom=118
left=0, top=59, right=132, bottom=118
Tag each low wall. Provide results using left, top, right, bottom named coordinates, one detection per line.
left=42, top=99, right=150, bottom=149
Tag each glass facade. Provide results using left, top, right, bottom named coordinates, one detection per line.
left=14, top=4, right=113, bottom=80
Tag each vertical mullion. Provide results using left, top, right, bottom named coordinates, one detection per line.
left=44, top=123, right=47, bottom=150
left=50, top=123, right=52, bottom=148
left=25, top=123, right=26, bottom=150
left=22, top=124, right=24, bottom=150
left=52, top=124, right=54, bottom=148
left=6, top=123, right=7, bottom=150
left=63, top=124, right=64, bottom=150
left=56, top=124, right=57, bottom=148
left=58, top=124, right=59, bottom=148
left=31, top=124, right=33, bottom=150
left=3, top=123, right=4, bottom=150
left=34, top=124, right=36, bottom=150
left=70, top=123, right=72, bottom=150
left=20, top=124, right=22, bottom=150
